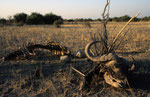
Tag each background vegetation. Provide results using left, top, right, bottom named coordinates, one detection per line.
left=0, top=12, right=150, bottom=26
left=0, top=12, right=63, bottom=26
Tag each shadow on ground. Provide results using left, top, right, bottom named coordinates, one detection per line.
left=127, top=60, right=150, bottom=91
left=0, top=53, right=150, bottom=96
left=128, top=72, right=150, bottom=90
left=116, top=51, right=145, bottom=55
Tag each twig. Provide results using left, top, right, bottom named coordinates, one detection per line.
left=125, top=77, right=135, bottom=97
left=108, top=12, right=141, bottom=52
left=93, top=33, right=100, bottom=55
left=71, top=67, right=85, bottom=77
left=89, top=31, right=95, bottom=41
left=99, top=33, right=108, bottom=53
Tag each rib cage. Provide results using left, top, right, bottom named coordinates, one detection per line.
left=2, top=42, right=71, bottom=61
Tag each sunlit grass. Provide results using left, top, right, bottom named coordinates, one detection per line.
left=0, top=22, right=149, bottom=96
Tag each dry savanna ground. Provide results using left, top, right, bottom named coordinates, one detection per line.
left=0, top=21, right=150, bottom=97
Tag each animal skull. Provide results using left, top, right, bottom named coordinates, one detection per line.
left=103, top=58, right=129, bottom=88
left=85, top=41, right=135, bottom=88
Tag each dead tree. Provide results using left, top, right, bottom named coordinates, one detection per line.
left=72, top=0, right=140, bottom=92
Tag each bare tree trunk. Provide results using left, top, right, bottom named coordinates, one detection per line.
left=101, top=0, right=110, bottom=53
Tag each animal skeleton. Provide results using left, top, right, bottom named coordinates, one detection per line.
left=2, top=42, right=71, bottom=61
left=84, top=42, right=135, bottom=88
left=79, top=11, right=140, bottom=89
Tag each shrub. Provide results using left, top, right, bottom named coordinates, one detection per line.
left=120, top=15, right=131, bottom=22
left=141, top=16, right=150, bottom=21
left=44, top=13, right=63, bottom=24
left=53, top=19, right=63, bottom=28
left=112, top=17, right=119, bottom=22
left=0, top=18, right=7, bottom=25
left=14, top=13, right=27, bottom=24
left=27, top=12, right=44, bottom=25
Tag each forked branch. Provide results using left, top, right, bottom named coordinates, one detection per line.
left=101, top=0, right=110, bottom=53
left=102, top=0, right=110, bottom=21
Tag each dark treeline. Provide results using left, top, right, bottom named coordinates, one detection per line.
left=66, top=15, right=150, bottom=22
left=0, top=13, right=150, bottom=26
left=0, top=12, right=63, bottom=26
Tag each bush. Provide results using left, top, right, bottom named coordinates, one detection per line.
left=141, top=16, right=150, bottom=21
left=133, top=17, right=140, bottom=22
left=120, top=15, right=131, bottom=22
left=14, top=13, right=27, bottom=24
left=44, top=13, right=63, bottom=24
left=53, top=19, right=63, bottom=28
left=27, top=12, right=44, bottom=25
left=0, top=18, right=7, bottom=25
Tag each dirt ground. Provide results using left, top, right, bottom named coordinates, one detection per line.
left=0, top=22, right=150, bottom=97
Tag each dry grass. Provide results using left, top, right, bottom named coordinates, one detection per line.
left=0, top=22, right=150, bottom=97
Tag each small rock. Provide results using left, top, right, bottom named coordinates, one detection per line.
left=60, top=55, right=71, bottom=63
left=75, top=50, right=86, bottom=58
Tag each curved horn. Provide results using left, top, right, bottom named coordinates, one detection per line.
left=85, top=41, right=103, bottom=62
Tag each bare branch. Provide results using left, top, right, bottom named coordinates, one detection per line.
left=108, top=12, right=141, bottom=52
left=102, top=0, right=110, bottom=21
left=71, top=67, right=85, bottom=77
left=101, top=0, right=110, bottom=53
